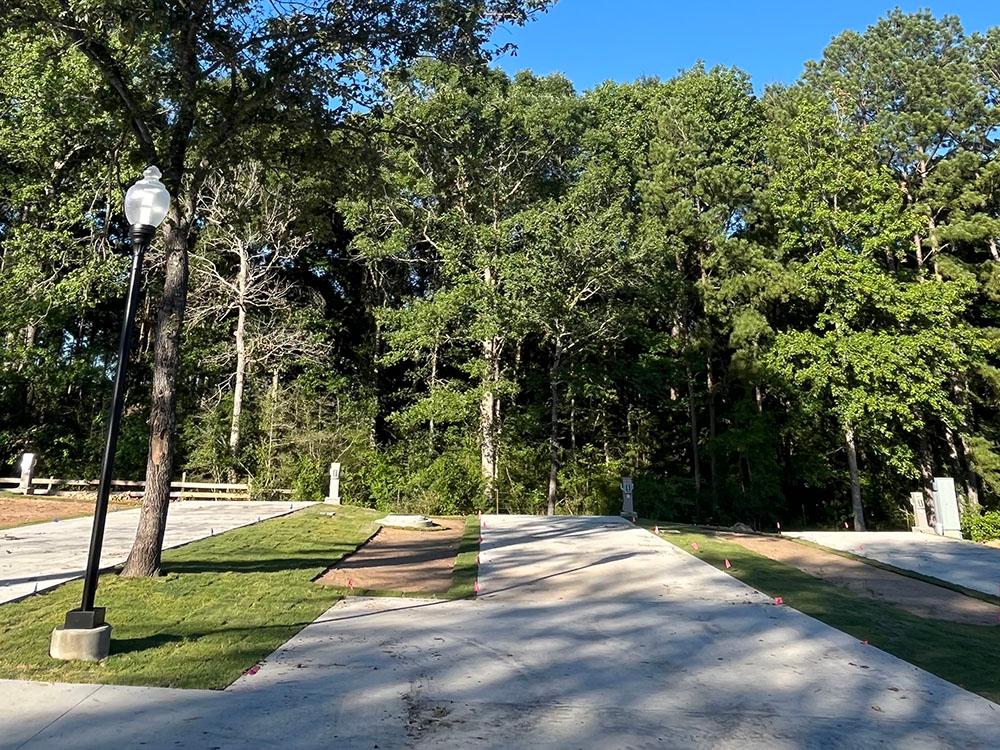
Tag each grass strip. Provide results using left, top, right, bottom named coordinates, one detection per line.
left=653, top=526, right=1000, bottom=703
left=0, top=504, right=380, bottom=689
left=446, top=514, right=481, bottom=599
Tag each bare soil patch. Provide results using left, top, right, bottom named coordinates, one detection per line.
left=720, top=532, right=1000, bottom=626
left=0, top=494, right=136, bottom=530
left=315, top=517, right=466, bottom=594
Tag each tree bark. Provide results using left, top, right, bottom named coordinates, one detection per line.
left=941, top=422, right=978, bottom=510
left=228, top=247, right=248, bottom=457
left=706, top=357, right=718, bottom=513
left=885, top=248, right=898, bottom=274
left=428, top=338, right=438, bottom=449
left=546, top=336, right=563, bottom=516
left=844, top=425, right=866, bottom=531
left=927, top=213, right=942, bottom=279
left=918, top=432, right=937, bottom=528
left=957, top=431, right=980, bottom=511
left=479, top=334, right=500, bottom=508
left=121, top=206, right=191, bottom=577
left=989, top=237, right=999, bottom=262
left=686, top=363, right=701, bottom=495
left=264, top=369, right=279, bottom=483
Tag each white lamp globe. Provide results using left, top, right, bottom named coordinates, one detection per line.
left=124, top=166, right=171, bottom=228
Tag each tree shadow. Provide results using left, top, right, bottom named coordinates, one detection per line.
left=111, top=632, right=187, bottom=656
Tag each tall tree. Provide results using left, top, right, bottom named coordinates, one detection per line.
left=343, top=62, right=579, bottom=508
left=643, top=65, right=765, bottom=515
left=189, top=164, right=328, bottom=472
left=2, top=0, right=550, bottom=574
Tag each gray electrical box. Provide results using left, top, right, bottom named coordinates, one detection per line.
left=932, top=477, right=962, bottom=539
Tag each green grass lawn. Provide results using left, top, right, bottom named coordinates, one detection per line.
left=0, top=505, right=479, bottom=689
left=448, top=514, right=482, bottom=599
left=655, top=525, right=1000, bottom=703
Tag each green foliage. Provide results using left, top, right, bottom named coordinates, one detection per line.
left=960, top=509, right=1000, bottom=543
left=3, top=8, right=1000, bottom=530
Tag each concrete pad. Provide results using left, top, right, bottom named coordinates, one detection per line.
left=1, top=515, right=998, bottom=749
left=49, top=625, right=111, bottom=662
left=375, top=513, right=439, bottom=529
left=0, top=501, right=314, bottom=605
left=784, top=530, right=1000, bottom=597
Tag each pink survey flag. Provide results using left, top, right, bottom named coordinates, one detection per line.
left=474, top=579, right=480, bottom=594
left=690, top=542, right=700, bottom=552
left=774, top=596, right=784, bottom=605
left=776, top=521, right=781, bottom=530
left=347, top=577, right=354, bottom=590
left=844, top=521, right=849, bottom=529
left=724, top=559, right=732, bottom=569
left=654, top=525, right=660, bottom=534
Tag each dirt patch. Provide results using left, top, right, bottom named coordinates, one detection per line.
left=315, top=517, right=466, bottom=594
left=0, top=495, right=136, bottom=530
left=721, top=532, right=1000, bottom=626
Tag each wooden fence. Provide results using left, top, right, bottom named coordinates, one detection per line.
left=0, top=476, right=289, bottom=501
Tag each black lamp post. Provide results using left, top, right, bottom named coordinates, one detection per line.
left=55, top=167, right=170, bottom=648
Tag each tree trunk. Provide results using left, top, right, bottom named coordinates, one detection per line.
left=121, top=207, right=190, bottom=577
left=546, top=336, right=563, bottom=516
left=942, top=422, right=978, bottom=510
left=989, top=237, right=999, bottom=262
left=706, top=358, right=718, bottom=513
left=264, top=369, right=279, bottom=484
left=918, top=432, right=937, bottom=527
left=428, top=339, right=438, bottom=449
left=686, top=363, right=701, bottom=495
left=957, top=431, right=980, bottom=511
left=927, top=213, right=942, bottom=279
left=228, top=249, right=248, bottom=457
left=844, top=425, right=866, bottom=531
left=569, top=396, right=576, bottom=452
left=479, top=334, right=500, bottom=507
left=946, top=378, right=981, bottom=511
left=885, top=248, right=897, bottom=274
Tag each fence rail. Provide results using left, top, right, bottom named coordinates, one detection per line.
left=0, top=476, right=260, bottom=501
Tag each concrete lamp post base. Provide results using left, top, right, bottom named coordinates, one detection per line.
left=50, top=624, right=112, bottom=662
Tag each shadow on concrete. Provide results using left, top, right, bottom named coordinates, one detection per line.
left=7, top=515, right=999, bottom=749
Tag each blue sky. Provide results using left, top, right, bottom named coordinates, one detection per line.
left=491, top=1, right=997, bottom=92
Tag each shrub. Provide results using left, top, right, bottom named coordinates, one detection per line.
left=291, top=454, right=327, bottom=501
left=961, top=509, right=1000, bottom=543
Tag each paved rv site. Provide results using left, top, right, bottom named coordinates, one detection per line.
left=2, top=513, right=998, bottom=749
left=0, top=501, right=313, bottom=605
left=783, top=530, right=1000, bottom=598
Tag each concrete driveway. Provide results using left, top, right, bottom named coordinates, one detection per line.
left=0, top=500, right=314, bottom=604
left=2, top=515, right=997, bottom=749
left=783, top=530, right=1000, bottom=598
